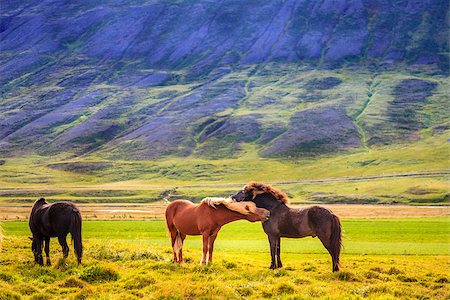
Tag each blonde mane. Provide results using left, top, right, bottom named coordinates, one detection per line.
left=244, top=182, right=290, bottom=204
left=201, top=197, right=257, bottom=215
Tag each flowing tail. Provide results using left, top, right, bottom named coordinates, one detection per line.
left=70, top=210, right=83, bottom=264
left=308, top=206, right=342, bottom=272
left=173, top=231, right=182, bottom=255
left=330, top=214, right=342, bottom=272
left=165, top=203, right=183, bottom=262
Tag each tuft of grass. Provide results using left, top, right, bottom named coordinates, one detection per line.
left=30, top=293, right=52, bottom=300
left=221, top=260, right=237, bottom=269
left=0, top=291, right=21, bottom=300
left=276, top=282, right=296, bottom=295
left=59, top=276, right=84, bottom=288
left=0, top=272, right=15, bottom=283
left=435, top=277, right=449, bottom=283
left=397, top=275, right=418, bottom=282
left=79, top=264, right=119, bottom=283
left=336, top=271, right=357, bottom=281
left=123, top=275, right=156, bottom=289
left=387, top=267, right=403, bottom=275
left=73, top=287, right=96, bottom=300
left=130, top=249, right=163, bottom=261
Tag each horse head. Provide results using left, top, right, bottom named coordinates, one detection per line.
left=239, top=202, right=270, bottom=222
left=232, top=182, right=289, bottom=211
left=251, top=206, right=271, bottom=222
left=30, top=198, right=48, bottom=213
left=231, top=188, right=252, bottom=202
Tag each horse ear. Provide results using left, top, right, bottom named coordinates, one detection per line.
left=28, top=237, right=33, bottom=241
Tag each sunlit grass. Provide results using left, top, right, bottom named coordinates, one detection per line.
left=1, top=218, right=449, bottom=299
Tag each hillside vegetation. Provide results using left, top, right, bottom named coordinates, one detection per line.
left=0, top=0, right=448, bottom=205
left=0, top=0, right=448, bottom=159
left=0, top=131, right=448, bottom=204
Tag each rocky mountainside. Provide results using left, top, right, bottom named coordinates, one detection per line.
left=0, top=0, right=448, bottom=159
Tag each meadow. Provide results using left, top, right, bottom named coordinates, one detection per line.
left=0, top=130, right=449, bottom=206
left=1, top=217, right=449, bottom=299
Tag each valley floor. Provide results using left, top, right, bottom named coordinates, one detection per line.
left=1, top=203, right=449, bottom=221
left=0, top=217, right=449, bottom=299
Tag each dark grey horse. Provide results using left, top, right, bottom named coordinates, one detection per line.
left=232, top=182, right=342, bottom=272
left=29, top=198, right=83, bottom=265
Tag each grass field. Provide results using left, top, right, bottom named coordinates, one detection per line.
left=0, top=130, right=448, bottom=205
left=1, top=218, right=449, bottom=299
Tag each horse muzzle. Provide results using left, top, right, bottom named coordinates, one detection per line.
left=231, top=190, right=246, bottom=202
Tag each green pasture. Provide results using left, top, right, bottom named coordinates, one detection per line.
left=0, top=132, right=449, bottom=205
left=3, top=218, right=450, bottom=256
left=1, top=218, right=449, bottom=299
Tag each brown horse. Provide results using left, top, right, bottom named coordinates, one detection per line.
left=29, top=198, right=83, bottom=265
left=232, top=182, right=342, bottom=272
left=165, top=197, right=270, bottom=264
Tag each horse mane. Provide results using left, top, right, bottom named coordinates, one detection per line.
left=201, top=197, right=257, bottom=215
left=244, top=182, right=290, bottom=204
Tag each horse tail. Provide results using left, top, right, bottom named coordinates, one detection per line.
left=173, top=231, right=182, bottom=255
left=165, top=202, right=184, bottom=262
left=309, top=206, right=342, bottom=272
left=70, top=210, right=83, bottom=264
left=165, top=202, right=175, bottom=233
left=329, top=213, right=342, bottom=272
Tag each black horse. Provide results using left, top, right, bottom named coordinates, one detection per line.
left=232, top=182, right=342, bottom=272
left=29, top=198, right=83, bottom=265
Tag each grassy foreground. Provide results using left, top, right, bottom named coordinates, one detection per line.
left=1, top=218, right=449, bottom=299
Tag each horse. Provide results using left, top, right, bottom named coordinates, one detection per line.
left=165, top=197, right=270, bottom=265
left=29, top=198, right=83, bottom=265
left=231, top=182, right=342, bottom=272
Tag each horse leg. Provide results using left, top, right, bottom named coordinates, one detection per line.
left=35, top=238, right=44, bottom=266
left=276, top=237, right=282, bottom=268
left=44, top=237, right=51, bottom=266
left=268, top=235, right=278, bottom=269
left=178, top=233, right=186, bottom=263
left=207, top=233, right=218, bottom=264
left=201, top=234, right=209, bottom=265
left=58, top=235, right=69, bottom=259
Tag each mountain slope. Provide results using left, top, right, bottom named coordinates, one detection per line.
left=0, top=0, right=448, bottom=159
